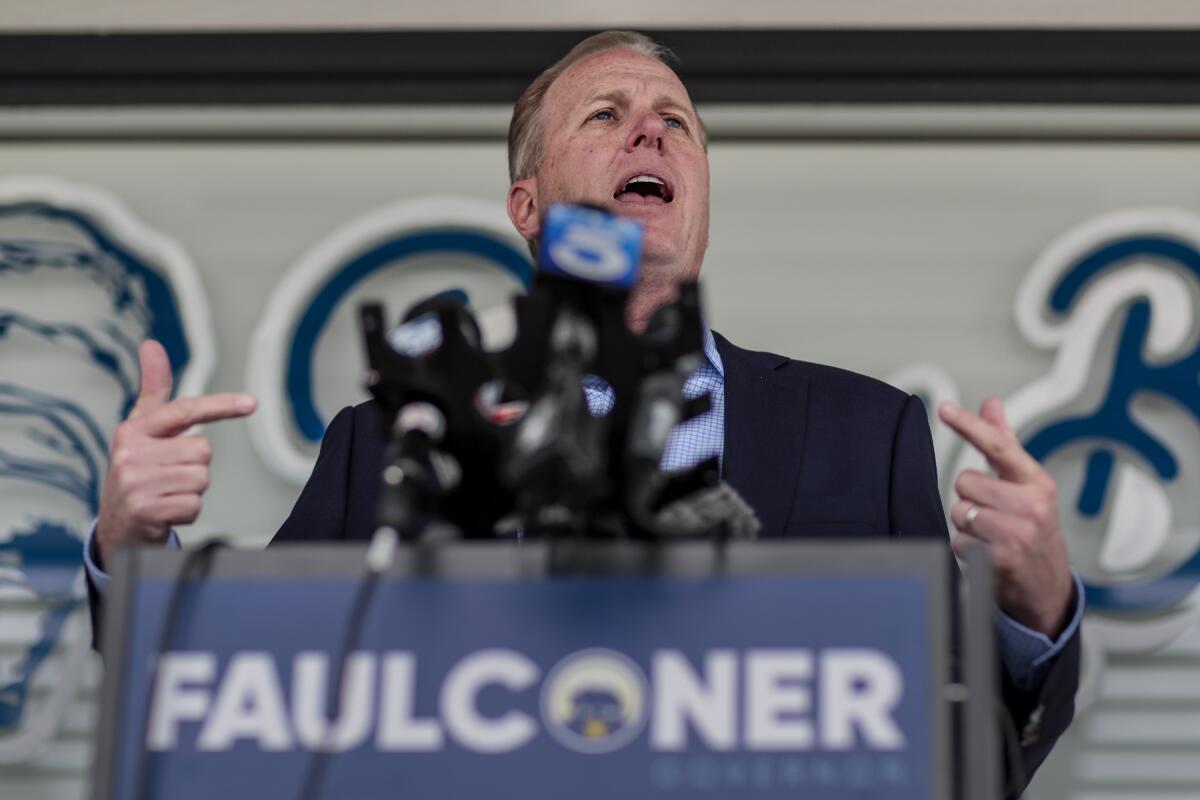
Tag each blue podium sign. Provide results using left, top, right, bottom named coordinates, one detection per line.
left=96, top=542, right=952, bottom=800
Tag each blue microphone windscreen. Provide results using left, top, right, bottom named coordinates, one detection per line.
left=538, top=204, right=643, bottom=289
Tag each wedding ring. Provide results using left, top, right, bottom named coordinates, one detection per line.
left=963, top=503, right=981, bottom=531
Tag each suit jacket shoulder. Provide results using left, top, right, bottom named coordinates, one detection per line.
left=714, top=330, right=945, bottom=541
left=722, top=336, right=911, bottom=406
left=272, top=400, right=386, bottom=543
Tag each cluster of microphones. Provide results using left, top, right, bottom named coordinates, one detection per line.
left=359, top=204, right=760, bottom=543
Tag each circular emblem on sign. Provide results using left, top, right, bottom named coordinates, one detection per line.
left=540, top=648, right=648, bottom=754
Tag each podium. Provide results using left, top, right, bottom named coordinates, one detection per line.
left=92, top=541, right=998, bottom=799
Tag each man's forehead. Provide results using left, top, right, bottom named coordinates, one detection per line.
left=550, top=49, right=691, bottom=108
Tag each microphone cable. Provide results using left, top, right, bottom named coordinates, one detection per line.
left=294, top=526, right=399, bottom=800
left=134, top=538, right=228, bottom=800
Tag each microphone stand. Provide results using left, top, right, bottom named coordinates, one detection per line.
left=373, top=402, right=460, bottom=543
left=502, top=307, right=605, bottom=539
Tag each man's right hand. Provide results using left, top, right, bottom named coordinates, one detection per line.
left=95, top=340, right=256, bottom=568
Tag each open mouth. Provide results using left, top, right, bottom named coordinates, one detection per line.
left=613, top=173, right=674, bottom=205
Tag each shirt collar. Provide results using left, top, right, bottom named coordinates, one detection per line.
left=576, top=319, right=722, bottom=381
left=701, top=320, right=725, bottom=378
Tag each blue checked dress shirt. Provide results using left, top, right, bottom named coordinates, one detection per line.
left=581, top=326, right=726, bottom=472
left=86, top=324, right=1082, bottom=687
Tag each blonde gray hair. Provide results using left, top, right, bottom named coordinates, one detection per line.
left=507, top=31, right=705, bottom=184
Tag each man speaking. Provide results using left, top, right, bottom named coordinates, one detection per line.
left=84, top=31, right=1082, bottom=795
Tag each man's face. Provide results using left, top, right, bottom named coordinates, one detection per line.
left=511, top=49, right=710, bottom=289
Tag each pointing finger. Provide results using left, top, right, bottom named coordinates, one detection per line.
left=938, top=401, right=1043, bottom=484
left=979, top=396, right=1011, bottom=433
left=139, top=393, right=257, bottom=437
left=130, top=340, right=174, bottom=418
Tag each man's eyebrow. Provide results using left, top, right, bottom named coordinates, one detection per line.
left=655, top=95, right=697, bottom=119
left=581, top=89, right=630, bottom=107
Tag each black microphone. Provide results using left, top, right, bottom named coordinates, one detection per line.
left=501, top=205, right=642, bottom=533
left=360, top=293, right=505, bottom=539
left=373, top=401, right=461, bottom=541
left=622, top=302, right=759, bottom=540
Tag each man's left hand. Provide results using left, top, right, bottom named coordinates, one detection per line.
left=938, top=397, right=1074, bottom=638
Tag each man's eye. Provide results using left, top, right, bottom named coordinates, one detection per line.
left=665, top=117, right=685, bottom=130
left=590, top=110, right=614, bottom=122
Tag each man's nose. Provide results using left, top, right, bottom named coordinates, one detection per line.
left=624, top=111, right=667, bottom=153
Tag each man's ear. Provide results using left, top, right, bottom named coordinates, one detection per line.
left=507, top=179, right=540, bottom=243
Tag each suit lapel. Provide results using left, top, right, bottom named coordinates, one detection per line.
left=716, top=332, right=810, bottom=537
